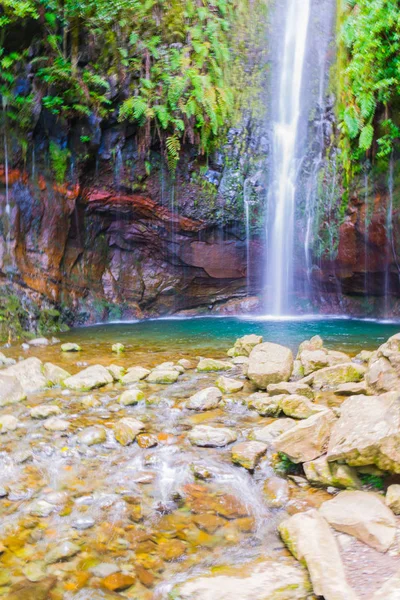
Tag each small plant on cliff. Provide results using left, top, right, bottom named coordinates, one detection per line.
left=49, top=141, right=70, bottom=184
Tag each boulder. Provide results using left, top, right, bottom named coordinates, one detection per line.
left=172, top=557, right=311, bottom=600
left=146, top=369, right=179, bottom=384
left=252, top=419, right=296, bottom=445
left=267, top=381, right=313, bottom=399
left=280, top=395, right=326, bottom=420
left=334, top=381, right=368, bottom=396
left=43, top=363, right=71, bottom=386
left=61, top=343, right=81, bottom=352
left=29, top=337, right=49, bottom=347
left=247, top=342, right=293, bottom=389
left=305, top=363, right=366, bottom=390
left=274, top=410, right=336, bottom=463
left=215, top=376, right=244, bottom=393
left=112, top=343, right=125, bottom=353
left=372, top=569, right=400, bottom=599
left=186, top=387, right=222, bottom=411
left=386, top=484, right=400, bottom=515
left=279, top=509, right=358, bottom=600
left=43, top=417, right=70, bottom=431
left=0, top=415, right=19, bottom=433
left=78, top=426, right=107, bottom=445
left=246, top=392, right=282, bottom=417
left=197, top=358, right=234, bottom=372
left=263, top=476, right=290, bottom=508
left=114, top=418, right=145, bottom=446
left=327, top=392, right=400, bottom=473
left=119, top=389, right=144, bottom=406
left=232, top=334, right=263, bottom=357
left=303, top=455, right=361, bottom=489
left=122, top=366, right=150, bottom=384
left=45, top=541, right=80, bottom=564
left=297, top=335, right=324, bottom=354
left=64, top=365, right=113, bottom=391
left=107, top=365, right=125, bottom=381
left=355, top=350, right=373, bottom=363
left=178, top=358, right=196, bottom=369
left=0, top=352, right=16, bottom=367
left=231, top=441, right=267, bottom=470
left=30, top=405, right=61, bottom=419
left=2, top=358, right=47, bottom=393
left=299, top=349, right=330, bottom=375
left=319, top=491, right=397, bottom=552
left=188, top=425, right=237, bottom=447
left=0, top=374, right=27, bottom=406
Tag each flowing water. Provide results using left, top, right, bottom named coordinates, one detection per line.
left=266, top=0, right=311, bottom=315
left=0, top=316, right=399, bottom=598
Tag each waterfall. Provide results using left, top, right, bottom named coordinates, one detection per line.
left=384, top=154, right=400, bottom=316
left=266, top=0, right=311, bottom=315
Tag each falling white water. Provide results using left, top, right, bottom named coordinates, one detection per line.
left=266, top=0, right=311, bottom=315
left=384, top=155, right=400, bottom=315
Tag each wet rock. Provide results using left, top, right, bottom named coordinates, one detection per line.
left=327, top=392, right=400, bottom=473
left=64, top=365, right=113, bottom=391
left=114, top=417, right=145, bottom=446
left=157, top=538, right=187, bottom=561
left=279, top=509, right=358, bottom=600
left=365, top=333, right=400, bottom=394
left=22, top=561, right=47, bottom=582
left=197, top=358, right=234, bottom=372
left=112, top=343, right=125, bottom=353
left=90, top=563, right=121, bottom=578
left=101, top=572, right=135, bottom=591
left=119, top=367, right=148, bottom=385
left=231, top=441, right=267, bottom=470
left=232, top=334, right=263, bottom=357
left=246, top=392, right=282, bottom=416
left=44, top=417, right=70, bottom=431
left=297, top=335, right=324, bottom=354
left=319, top=490, right=397, bottom=552
left=2, top=357, right=47, bottom=393
left=386, top=484, right=400, bottom=514
left=193, top=513, right=225, bottom=533
left=186, top=387, right=222, bottom=411
left=304, top=455, right=361, bottom=489
left=6, top=577, right=57, bottom=600
left=263, top=476, right=289, bottom=508
left=305, top=362, right=366, bottom=390
left=72, top=516, right=95, bottom=530
left=247, top=342, right=293, bottom=389
left=81, top=395, right=101, bottom=408
left=45, top=541, right=80, bottom=563
left=267, top=381, right=314, bottom=399
left=274, top=410, right=336, bottom=463
left=146, top=369, right=179, bottom=384
left=136, top=565, right=154, bottom=588
left=137, top=433, right=158, bottom=448
left=30, top=404, right=61, bottom=419
left=280, top=395, right=327, bottom=419
left=355, top=350, right=374, bottom=363
left=299, top=349, right=330, bottom=374
left=78, top=425, right=107, bottom=445
left=252, top=418, right=296, bottom=445
left=0, top=352, right=16, bottom=367
left=0, top=415, right=20, bottom=433
left=61, top=343, right=81, bottom=352
left=172, top=557, right=310, bottom=600
left=107, top=364, right=125, bottom=381
left=188, top=425, right=237, bottom=447
left=43, top=363, right=71, bottom=385
left=216, top=376, right=244, bottom=393
left=334, top=381, right=368, bottom=396
left=29, top=337, right=49, bottom=347
left=28, top=499, right=55, bottom=517
left=232, top=355, right=249, bottom=366
left=119, top=389, right=144, bottom=406
left=178, top=358, right=195, bottom=369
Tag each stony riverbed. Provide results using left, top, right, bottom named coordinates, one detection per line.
left=0, top=331, right=399, bottom=599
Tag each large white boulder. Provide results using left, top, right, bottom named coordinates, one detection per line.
left=247, top=342, right=293, bottom=389
left=274, top=410, right=336, bottom=463
left=64, top=365, right=113, bottom=391
left=2, top=357, right=47, bottom=393
left=319, top=490, right=397, bottom=552
left=279, top=509, right=358, bottom=600
left=327, top=392, right=400, bottom=473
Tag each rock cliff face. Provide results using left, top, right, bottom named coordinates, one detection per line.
left=0, top=161, right=265, bottom=328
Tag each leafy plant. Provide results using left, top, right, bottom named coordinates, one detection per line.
left=274, top=452, right=299, bottom=476
left=359, top=473, right=386, bottom=490
left=49, top=141, right=70, bottom=183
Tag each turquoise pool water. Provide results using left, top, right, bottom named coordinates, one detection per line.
left=62, top=316, right=400, bottom=355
